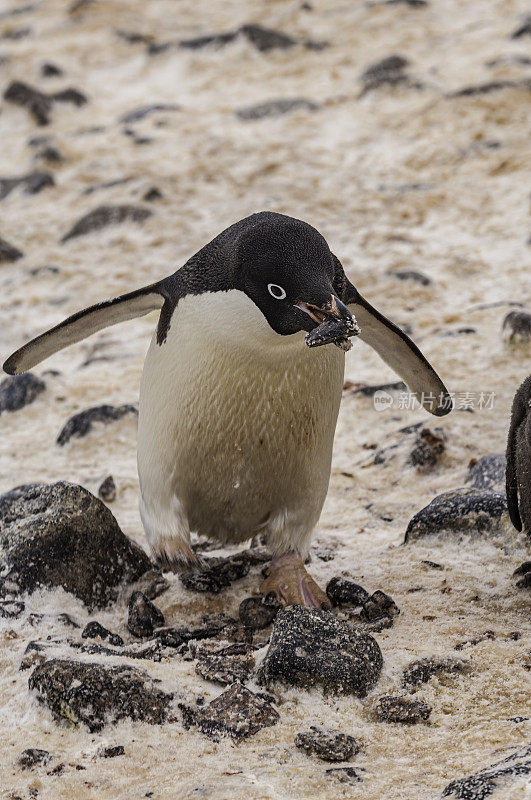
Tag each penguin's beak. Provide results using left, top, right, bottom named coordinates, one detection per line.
left=295, top=295, right=360, bottom=351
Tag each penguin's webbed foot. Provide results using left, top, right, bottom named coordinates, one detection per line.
left=260, top=551, right=331, bottom=610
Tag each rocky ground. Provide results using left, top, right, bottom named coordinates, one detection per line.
left=0, top=1, right=530, bottom=799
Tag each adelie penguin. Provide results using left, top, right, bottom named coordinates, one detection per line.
left=3, top=212, right=452, bottom=608
left=506, top=374, right=531, bottom=589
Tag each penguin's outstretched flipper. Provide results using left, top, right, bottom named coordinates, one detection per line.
left=344, top=282, right=452, bottom=417
left=3, top=284, right=165, bottom=375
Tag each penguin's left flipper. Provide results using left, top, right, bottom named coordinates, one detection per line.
left=3, top=284, right=165, bottom=375
left=345, top=284, right=452, bottom=417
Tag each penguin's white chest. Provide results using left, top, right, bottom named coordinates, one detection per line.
left=137, top=291, right=345, bottom=545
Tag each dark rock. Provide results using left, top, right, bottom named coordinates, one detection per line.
left=502, top=310, right=531, bottom=344
left=239, top=595, right=280, bottom=629
left=57, top=404, right=138, bottom=445
left=195, top=653, right=255, bottom=685
left=100, top=745, right=124, bottom=758
left=0, top=599, right=25, bottom=617
left=176, top=31, right=239, bottom=51
left=346, top=380, right=406, bottom=397
left=60, top=206, right=152, bottom=243
left=192, top=683, right=279, bottom=740
left=128, top=568, right=169, bottom=600
left=81, top=177, right=131, bottom=195
left=404, top=488, right=507, bottom=542
left=375, top=695, right=431, bottom=723
left=386, top=0, right=427, bottom=6
left=0, top=171, right=54, bottom=199
left=81, top=621, right=124, bottom=647
left=0, top=481, right=153, bottom=609
left=29, top=659, right=173, bottom=731
left=402, top=656, right=472, bottom=687
left=389, top=269, right=431, bottom=285
left=4, top=80, right=52, bottom=124
left=257, top=606, right=383, bottom=696
left=442, top=743, right=531, bottom=799
left=0, top=373, right=45, bottom=414
left=18, top=748, right=51, bottom=769
left=119, top=103, right=181, bottom=124
left=34, top=146, right=63, bottom=163
left=514, top=562, right=531, bottom=589
left=360, top=614, right=395, bottom=632
left=240, top=24, right=296, bottom=51
left=236, top=98, right=318, bottom=120
left=361, top=590, right=399, bottom=621
left=449, top=80, right=531, bottom=97
left=466, top=454, right=506, bottom=491
left=294, top=726, right=360, bottom=762
left=0, top=235, right=23, bottom=262
left=20, top=641, right=52, bottom=671
left=180, top=554, right=250, bottom=594
left=326, top=577, right=370, bottom=608
left=511, top=17, right=531, bottom=39
left=155, top=614, right=245, bottom=648
left=325, top=766, right=362, bottom=784
left=442, top=327, right=477, bottom=337
left=409, top=427, right=446, bottom=470
left=98, top=475, right=116, bottom=502
left=454, top=630, right=496, bottom=650
left=143, top=187, right=163, bottom=202
left=41, top=62, right=63, bottom=77
left=79, top=639, right=164, bottom=661
left=421, top=560, right=443, bottom=569
left=127, top=591, right=165, bottom=638
left=360, top=55, right=410, bottom=94
left=3, top=81, right=87, bottom=125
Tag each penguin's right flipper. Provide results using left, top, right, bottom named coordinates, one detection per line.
left=3, top=285, right=165, bottom=375
left=505, top=386, right=526, bottom=532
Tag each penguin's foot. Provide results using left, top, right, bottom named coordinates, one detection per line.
left=152, top=540, right=200, bottom=574
left=260, top=551, right=331, bottom=610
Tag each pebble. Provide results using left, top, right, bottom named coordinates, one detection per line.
left=3, top=80, right=87, bottom=125
left=98, top=475, right=116, bottom=502
left=409, top=427, right=446, bottom=470
left=18, top=749, right=51, bottom=769
left=257, top=606, right=383, bottom=696
left=236, top=98, right=319, bottom=121
left=81, top=620, right=124, bottom=647
left=502, top=310, right=531, bottom=344
left=127, top=591, right=165, bottom=638
left=238, top=595, right=281, bottom=629
left=0, top=235, right=23, bottom=262
left=361, top=590, right=400, bottom=621
left=0, top=481, right=153, bottom=609
left=195, top=653, right=255, bottom=685
left=60, top=205, right=152, bottom=242
left=29, top=659, right=173, bottom=731
left=443, top=743, right=531, bottom=799
left=360, top=55, right=411, bottom=95
left=294, top=727, right=360, bottom=762
left=402, top=656, right=472, bottom=687
left=56, top=403, right=138, bottom=445
left=465, top=454, right=506, bottom=491
left=0, top=171, right=54, bottom=199
left=325, top=767, right=362, bottom=784
left=325, top=577, right=370, bottom=607
left=119, top=103, right=181, bottom=124
left=180, top=554, right=250, bottom=594
left=0, top=374, right=45, bottom=414
left=404, top=488, right=507, bottom=542
left=375, top=695, right=431, bottom=723
left=189, top=683, right=279, bottom=740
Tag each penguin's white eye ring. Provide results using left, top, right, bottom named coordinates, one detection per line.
left=267, top=283, right=286, bottom=300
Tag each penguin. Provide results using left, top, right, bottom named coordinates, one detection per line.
left=3, top=212, right=452, bottom=608
left=506, top=375, right=531, bottom=588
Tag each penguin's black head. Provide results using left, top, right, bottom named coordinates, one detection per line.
left=236, top=212, right=355, bottom=340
